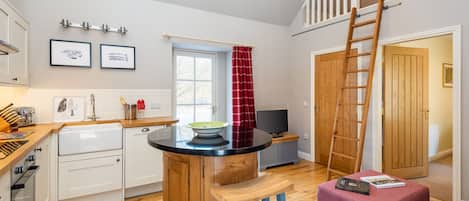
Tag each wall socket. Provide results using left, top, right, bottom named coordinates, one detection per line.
left=303, top=132, right=309, bottom=140
left=150, top=102, right=161, bottom=110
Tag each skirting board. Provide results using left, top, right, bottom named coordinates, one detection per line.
left=429, top=149, right=452, bottom=162
left=298, top=151, right=313, bottom=161
left=125, top=182, right=162, bottom=198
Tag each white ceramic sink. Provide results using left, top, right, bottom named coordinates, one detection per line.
left=59, top=123, right=123, bottom=156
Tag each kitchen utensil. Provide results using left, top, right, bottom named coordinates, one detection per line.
left=0, top=103, right=13, bottom=113
left=120, top=97, right=127, bottom=105
left=15, top=107, right=35, bottom=127
left=0, top=104, right=13, bottom=116
left=0, top=117, right=10, bottom=132
left=123, top=104, right=137, bottom=120
left=0, top=106, right=21, bottom=125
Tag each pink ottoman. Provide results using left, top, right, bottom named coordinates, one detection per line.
left=318, top=170, right=429, bottom=201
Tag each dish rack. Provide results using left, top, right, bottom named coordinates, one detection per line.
left=0, top=103, right=22, bottom=132
left=0, top=140, right=27, bottom=159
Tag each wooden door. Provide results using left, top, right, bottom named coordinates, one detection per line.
left=383, top=46, right=429, bottom=179
left=314, top=49, right=358, bottom=172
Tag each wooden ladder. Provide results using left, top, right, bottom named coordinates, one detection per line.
left=326, top=0, right=385, bottom=180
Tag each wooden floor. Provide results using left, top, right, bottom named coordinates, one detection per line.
left=127, top=160, right=442, bottom=201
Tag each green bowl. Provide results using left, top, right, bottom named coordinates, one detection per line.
left=188, top=121, right=229, bottom=136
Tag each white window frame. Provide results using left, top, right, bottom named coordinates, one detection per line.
left=172, top=49, right=218, bottom=124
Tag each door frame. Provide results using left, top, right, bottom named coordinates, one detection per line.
left=373, top=25, right=462, bottom=201
left=308, top=44, right=363, bottom=162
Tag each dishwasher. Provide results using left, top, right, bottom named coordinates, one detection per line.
left=58, top=123, right=123, bottom=201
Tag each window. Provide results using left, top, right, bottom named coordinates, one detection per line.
left=174, top=50, right=216, bottom=125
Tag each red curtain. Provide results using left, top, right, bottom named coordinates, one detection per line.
left=232, top=46, right=256, bottom=128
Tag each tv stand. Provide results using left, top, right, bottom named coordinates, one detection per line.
left=259, top=133, right=299, bottom=170
left=271, top=133, right=284, bottom=138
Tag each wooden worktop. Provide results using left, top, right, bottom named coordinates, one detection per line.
left=0, top=117, right=178, bottom=176
left=0, top=123, right=63, bottom=175
left=120, top=117, right=178, bottom=128
left=62, top=117, right=179, bottom=128
left=272, top=133, right=299, bottom=144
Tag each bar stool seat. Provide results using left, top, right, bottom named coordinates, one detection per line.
left=210, top=174, right=294, bottom=201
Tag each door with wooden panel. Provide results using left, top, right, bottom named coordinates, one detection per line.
left=383, top=46, right=429, bottom=179
left=315, top=49, right=358, bottom=172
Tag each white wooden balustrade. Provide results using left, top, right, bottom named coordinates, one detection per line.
left=303, top=0, right=359, bottom=27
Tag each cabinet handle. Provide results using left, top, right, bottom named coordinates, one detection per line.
left=141, top=128, right=150, bottom=132
left=116, top=158, right=121, bottom=163
left=35, top=148, right=42, bottom=152
left=12, top=77, right=18, bottom=81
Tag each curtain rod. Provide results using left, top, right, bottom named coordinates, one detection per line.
left=292, top=1, right=403, bottom=37
left=162, top=33, right=255, bottom=48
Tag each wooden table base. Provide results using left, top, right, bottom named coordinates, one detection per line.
left=163, top=152, right=258, bottom=201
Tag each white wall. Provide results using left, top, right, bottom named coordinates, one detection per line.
left=396, top=35, right=453, bottom=157
left=288, top=0, right=469, bottom=199
left=6, top=0, right=291, bottom=111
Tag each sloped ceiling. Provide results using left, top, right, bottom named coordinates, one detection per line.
left=152, top=0, right=304, bottom=26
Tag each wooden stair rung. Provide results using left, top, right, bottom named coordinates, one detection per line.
left=353, top=19, right=376, bottom=28
left=347, top=69, right=369, bottom=73
left=339, top=103, right=365, bottom=106
left=347, top=52, right=371, bottom=58
left=328, top=168, right=350, bottom=176
left=350, top=35, right=374, bottom=43
left=342, top=85, right=367, bottom=89
left=332, top=152, right=356, bottom=160
left=334, top=135, right=360, bottom=142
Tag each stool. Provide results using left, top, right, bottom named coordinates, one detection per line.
left=210, top=175, right=293, bottom=201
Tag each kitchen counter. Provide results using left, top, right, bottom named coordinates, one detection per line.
left=0, top=117, right=178, bottom=176
left=0, top=123, right=63, bottom=175
left=63, top=117, right=178, bottom=128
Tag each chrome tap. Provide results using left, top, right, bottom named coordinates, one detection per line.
left=88, top=94, right=98, bottom=121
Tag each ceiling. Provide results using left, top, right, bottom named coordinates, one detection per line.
left=153, top=0, right=304, bottom=26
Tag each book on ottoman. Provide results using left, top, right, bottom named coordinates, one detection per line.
left=360, top=175, right=406, bottom=189
left=335, top=177, right=370, bottom=195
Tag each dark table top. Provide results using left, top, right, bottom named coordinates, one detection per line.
left=147, top=126, right=272, bottom=156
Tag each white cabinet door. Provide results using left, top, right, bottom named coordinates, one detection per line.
left=8, top=13, right=28, bottom=85
left=0, top=1, right=10, bottom=82
left=124, top=126, right=164, bottom=188
left=0, top=1, right=28, bottom=85
left=35, top=136, right=50, bottom=201
left=0, top=170, right=10, bottom=201
left=58, top=150, right=123, bottom=200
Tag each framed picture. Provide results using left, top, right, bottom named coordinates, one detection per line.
left=53, top=96, right=86, bottom=122
left=442, top=63, right=453, bottom=88
left=100, top=44, right=136, bottom=70
left=50, top=39, right=92, bottom=67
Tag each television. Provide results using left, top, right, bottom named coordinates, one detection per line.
left=256, top=109, right=288, bottom=137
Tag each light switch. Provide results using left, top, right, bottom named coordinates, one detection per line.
left=303, top=132, right=309, bottom=140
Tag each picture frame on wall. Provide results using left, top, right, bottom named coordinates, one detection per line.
left=53, top=96, right=86, bottom=122
left=442, top=63, right=453, bottom=88
left=100, top=44, right=136, bottom=70
left=50, top=39, right=92, bottom=67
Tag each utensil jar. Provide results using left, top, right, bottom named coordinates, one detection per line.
left=123, top=104, right=137, bottom=120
